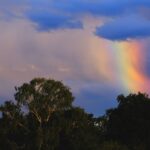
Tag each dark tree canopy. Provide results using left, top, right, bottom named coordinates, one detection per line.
left=105, top=92, right=150, bottom=149
left=14, top=78, right=74, bottom=124
left=0, top=78, right=99, bottom=150
left=1, top=78, right=150, bottom=150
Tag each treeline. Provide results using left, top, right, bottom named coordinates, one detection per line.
left=0, top=78, right=150, bottom=150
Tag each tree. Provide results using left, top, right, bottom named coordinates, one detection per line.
left=14, top=78, right=74, bottom=125
left=105, top=92, right=150, bottom=149
left=0, top=78, right=100, bottom=150
left=100, top=141, right=128, bottom=150
left=0, top=78, right=75, bottom=150
left=3, top=77, right=150, bottom=149
left=0, top=101, right=28, bottom=150
left=56, top=107, right=100, bottom=150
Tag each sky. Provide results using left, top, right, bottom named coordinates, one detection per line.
left=0, top=0, right=150, bottom=116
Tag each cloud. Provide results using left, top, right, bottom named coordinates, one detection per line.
left=95, top=15, right=150, bottom=41
left=23, top=0, right=150, bottom=40
left=27, top=12, right=83, bottom=31
left=0, top=17, right=115, bottom=98
left=2, top=0, right=150, bottom=39
left=52, top=0, right=125, bottom=16
left=51, top=0, right=150, bottom=16
left=74, top=84, right=119, bottom=116
left=0, top=0, right=27, bottom=19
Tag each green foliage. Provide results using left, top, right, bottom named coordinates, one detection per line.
left=1, top=78, right=150, bottom=150
left=105, top=92, right=150, bottom=149
left=0, top=78, right=99, bottom=150
left=14, top=78, right=74, bottom=124
left=0, top=101, right=28, bottom=150
left=100, top=141, right=128, bottom=150
left=56, top=107, right=100, bottom=150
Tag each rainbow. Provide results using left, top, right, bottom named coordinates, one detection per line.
left=110, top=41, right=149, bottom=94
left=79, top=31, right=149, bottom=95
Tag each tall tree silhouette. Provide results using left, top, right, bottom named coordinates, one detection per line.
left=105, top=92, right=150, bottom=149
left=0, top=78, right=99, bottom=150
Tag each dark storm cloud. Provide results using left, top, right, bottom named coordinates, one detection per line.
left=27, top=12, right=83, bottom=31
left=74, top=83, right=120, bottom=116
left=95, top=15, right=150, bottom=41
left=52, top=0, right=125, bottom=16
left=24, top=0, right=150, bottom=40
left=52, top=0, right=150, bottom=16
